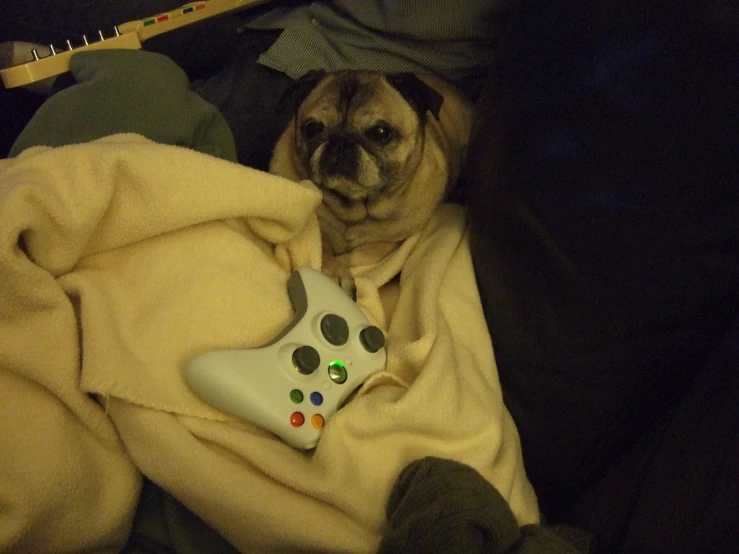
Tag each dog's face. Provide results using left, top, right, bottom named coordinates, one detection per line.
left=270, top=71, right=470, bottom=256
left=284, top=71, right=441, bottom=216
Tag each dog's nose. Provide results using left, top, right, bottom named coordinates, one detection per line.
left=320, top=135, right=358, bottom=178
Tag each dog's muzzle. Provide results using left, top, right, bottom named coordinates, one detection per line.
left=318, top=135, right=359, bottom=179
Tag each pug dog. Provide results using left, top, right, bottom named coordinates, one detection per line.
left=270, top=70, right=472, bottom=296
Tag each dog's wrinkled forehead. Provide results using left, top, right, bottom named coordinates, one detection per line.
left=302, top=73, right=409, bottom=124
left=333, top=73, right=365, bottom=112
left=280, top=71, right=443, bottom=124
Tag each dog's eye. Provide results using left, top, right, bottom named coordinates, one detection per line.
left=365, top=123, right=394, bottom=144
left=302, top=119, right=325, bottom=141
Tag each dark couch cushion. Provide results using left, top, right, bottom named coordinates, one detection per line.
left=465, top=0, right=738, bottom=551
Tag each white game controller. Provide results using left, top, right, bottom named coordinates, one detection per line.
left=185, top=267, right=387, bottom=449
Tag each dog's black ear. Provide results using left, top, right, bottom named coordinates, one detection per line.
left=385, top=73, right=444, bottom=121
left=276, top=70, right=327, bottom=114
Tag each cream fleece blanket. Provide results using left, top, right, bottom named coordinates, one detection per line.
left=0, top=133, right=538, bottom=553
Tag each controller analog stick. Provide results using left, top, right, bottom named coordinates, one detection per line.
left=360, top=326, right=385, bottom=353
left=292, top=345, right=320, bottom=375
left=321, top=314, right=349, bottom=345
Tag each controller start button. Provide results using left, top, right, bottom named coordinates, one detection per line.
left=311, top=414, right=325, bottom=429
left=290, top=412, right=305, bottom=427
left=328, top=361, right=348, bottom=384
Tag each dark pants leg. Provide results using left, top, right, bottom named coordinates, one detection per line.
left=465, top=1, right=738, bottom=552
left=191, top=30, right=294, bottom=171
left=1, top=2, right=189, bottom=156
left=0, top=0, right=284, bottom=160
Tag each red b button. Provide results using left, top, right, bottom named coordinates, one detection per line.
left=290, top=412, right=305, bottom=427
